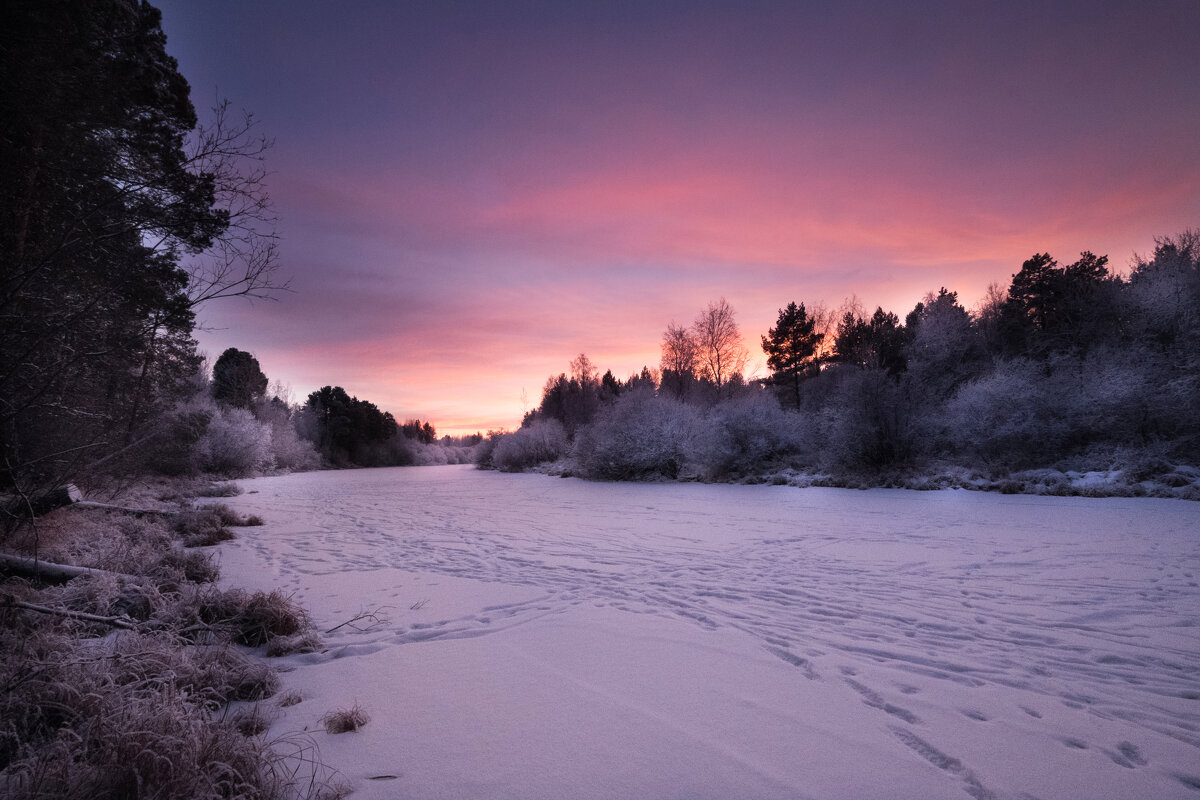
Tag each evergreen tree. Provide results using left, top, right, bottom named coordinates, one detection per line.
left=211, top=348, right=269, bottom=409
left=761, top=302, right=823, bottom=407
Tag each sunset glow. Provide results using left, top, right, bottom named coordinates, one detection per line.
left=157, top=0, right=1200, bottom=435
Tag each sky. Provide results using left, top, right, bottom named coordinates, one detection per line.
left=155, top=0, right=1200, bottom=436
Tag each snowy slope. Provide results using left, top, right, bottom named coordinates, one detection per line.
left=215, top=465, right=1200, bottom=800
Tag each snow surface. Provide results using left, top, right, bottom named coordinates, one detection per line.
left=214, top=465, right=1200, bottom=800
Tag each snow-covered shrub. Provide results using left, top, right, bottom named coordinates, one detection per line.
left=267, top=420, right=321, bottom=471
left=192, top=406, right=273, bottom=476
left=440, top=444, right=479, bottom=465
left=474, top=430, right=506, bottom=469
left=940, top=358, right=1062, bottom=467
left=821, top=367, right=915, bottom=472
left=492, top=419, right=568, bottom=472
left=415, top=442, right=450, bottom=466
left=689, top=392, right=808, bottom=478
left=574, top=391, right=702, bottom=480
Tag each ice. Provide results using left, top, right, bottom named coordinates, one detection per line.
left=215, top=465, right=1200, bottom=799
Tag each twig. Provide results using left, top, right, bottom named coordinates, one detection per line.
left=324, top=607, right=391, bottom=634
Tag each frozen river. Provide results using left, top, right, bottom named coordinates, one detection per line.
left=216, top=465, right=1200, bottom=800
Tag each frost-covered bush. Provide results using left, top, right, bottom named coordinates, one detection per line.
left=192, top=405, right=273, bottom=476
left=691, top=391, right=808, bottom=478
left=412, top=442, right=479, bottom=466
left=474, top=430, right=505, bottom=469
left=268, top=420, right=321, bottom=471
left=574, top=391, right=702, bottom=480
left=492, top=419, right=568, bottom=472
left=820, top=367, right=915, bottom=472
left=939, top=358, right=1063, bottom=467
left=938, top=351, right=1190, bottom=470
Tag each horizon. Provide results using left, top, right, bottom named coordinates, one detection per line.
left=156, top=0, right=1200, bottom=436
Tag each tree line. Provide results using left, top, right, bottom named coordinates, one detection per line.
left=144, top=346, right=473, bottom=476
left=482, top=234, right=1199, bottom=492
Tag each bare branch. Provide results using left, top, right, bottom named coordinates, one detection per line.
left=181, top=98, right=288, bottom=308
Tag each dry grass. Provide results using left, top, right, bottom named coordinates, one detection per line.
left=277, top=691, right=303, bottom=708
left=186, top=587, right=314, bottom=649
left=0, top=489, right=335, bottom=799
left=174, top=506, right=238, bottom=547
left=319, top=703, right=370, bottom=734
left=0, top=624, right=285, bottom=799
left=175, top=504, right=264, bottom=547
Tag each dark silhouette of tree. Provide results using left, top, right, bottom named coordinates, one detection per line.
left=0, top=0, right=282, bottom=496
left=761, top=302, right=823, bottom=407
left=832, top=312, right=870, bottom=366
left=211, top=348, right=268, bottom=410
left=600, top=370, right=623, bottom=403
left=302, top=386, right=407, bottom=466
left=998, top=252, right=1115, bottom=355
left=626, top=366, right=659, bottom=394
left=401, top=419, right=437, bottom=444
left=833, top=308, right=907, bottom=375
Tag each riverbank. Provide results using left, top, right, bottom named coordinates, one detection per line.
left=526, top=458, right=1200, bottom=501
left=0, top=478, right=338, bottom=799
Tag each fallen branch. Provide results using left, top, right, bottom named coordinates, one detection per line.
left=1, top=593, right=136, bottom=630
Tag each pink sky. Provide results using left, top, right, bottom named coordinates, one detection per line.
left=157, top=1, right=1200, bottom=435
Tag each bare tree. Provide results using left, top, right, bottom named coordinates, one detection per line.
left=660, top=323, right=698, bottom=400
left=569, top=353, right=599, bottom=391
left=691, top=298, right=749, bottom=391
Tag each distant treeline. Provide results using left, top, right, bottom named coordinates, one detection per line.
left=144, top=347, right=479, bottom=476
left=481, top=231, right=1199, bottom=492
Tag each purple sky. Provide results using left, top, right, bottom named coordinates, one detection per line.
left=156, top=0, right=1200, bottom=435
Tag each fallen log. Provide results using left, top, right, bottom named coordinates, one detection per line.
left=74, top=500, right=177, bottom=517
left=0, top=552, right=119, bottom=583
left=2, top=484, right=83, bottom=519
left=0, top=593, right=136, bottom=629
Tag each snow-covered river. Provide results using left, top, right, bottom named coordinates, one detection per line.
left=217, top=465, right=1200, bottom=800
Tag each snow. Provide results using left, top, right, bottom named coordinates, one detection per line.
left=215, top=465, right=1200, bottom=800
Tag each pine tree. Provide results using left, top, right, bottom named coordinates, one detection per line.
left=762, top=302, right=822, bottom=407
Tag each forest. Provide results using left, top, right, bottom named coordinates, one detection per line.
left=481, top=240, right=1200, bottom=498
